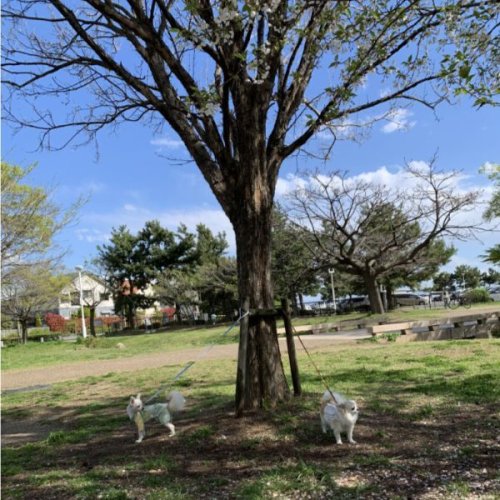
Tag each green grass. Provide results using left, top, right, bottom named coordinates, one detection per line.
left=2, top=319, right=499, bottom=499
left=4, top=303, right=498, bottom=371
left=1, top=324, right=239, bottom=370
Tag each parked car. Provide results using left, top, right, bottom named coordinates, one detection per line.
left=487, top=285, right=500, bottom=301
left=337, top=296, right=371, bottom=313
left=393, top=292, right=429, bottom=307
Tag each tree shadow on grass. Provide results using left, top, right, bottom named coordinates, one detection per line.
left=2, top=382, right=499, bottom=499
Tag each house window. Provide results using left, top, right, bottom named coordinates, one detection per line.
left=70, top=292, right=80, bottom=306
left=71, top=290, right=92, bottom=304
left=100, top=292, right=110, bottom=301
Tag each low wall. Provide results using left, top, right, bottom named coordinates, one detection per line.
left=368, top=311, right=499, bottom=342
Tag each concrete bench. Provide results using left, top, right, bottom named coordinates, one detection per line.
left=368, top=312, right=499, bottom=342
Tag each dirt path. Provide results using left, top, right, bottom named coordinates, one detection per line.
left=1, top=333, right=367, bottom=391
left=3, top=305, right=498, bottom=392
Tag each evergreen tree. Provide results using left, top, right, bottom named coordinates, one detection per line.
left=271, top=208, right=320, bottom=312
left=97, top=221, right=196, bottom=327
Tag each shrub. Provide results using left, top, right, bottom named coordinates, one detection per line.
left=44, top=313, right=66, bottom=332
left=463, top=288, right=491, bottom=304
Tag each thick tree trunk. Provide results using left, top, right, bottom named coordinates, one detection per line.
left=234, top=209, right=290, bottom=412
left=365, top=274, right=384, bottom=314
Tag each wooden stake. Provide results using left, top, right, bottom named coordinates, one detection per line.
left=281, top=298, right=302, bottom=396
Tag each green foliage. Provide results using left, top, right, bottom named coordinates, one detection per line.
left=156, top=226, right=237, bottom=319
left=479, top=164, right=500, bottom=265
left=1, top=162, right=83, bottom=284
left=452, top=265, right=482, bottom=289
left=481, top=268, right=500, bottom=286
left=1, top=265, right=70, bottom=343
left=481, top=163, right=500, bottom=221
left=463, top=288, right=491, bottom=304
left=271, top=207, right=320, bottom=302
left=97, top=221, right=197, bottom=322
left=482, top=244, right=500, bottom=266
left=433, top=271, right=454, bottom=291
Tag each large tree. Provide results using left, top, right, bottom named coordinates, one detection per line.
left=1, top=162, right=82, bottom=284
left=285, top=163, right=477, bottom=313
left=3, top=0, right=498, bottom=410
left=97, top=220, right=196, bottom=327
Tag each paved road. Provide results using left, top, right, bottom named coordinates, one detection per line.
left=1, top=331, right=370, bottom=392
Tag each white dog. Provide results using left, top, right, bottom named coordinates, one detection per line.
left=320, top=390, right=359, bottom=444
left=127, top=391, right=185, bottom=443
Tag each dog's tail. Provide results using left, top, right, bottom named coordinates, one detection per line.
left=166, top=391, right=186, bottom=413
left=321, top=389, right=343, bottom=405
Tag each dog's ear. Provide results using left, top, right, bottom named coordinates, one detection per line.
left=137, top=393, right=141, bottom=399
left=130, top=396, right=135, bottom=403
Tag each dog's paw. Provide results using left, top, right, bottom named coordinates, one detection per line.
left=135, top=439, right=143, bottom=444
left=348, top=439, right=357, bottom=444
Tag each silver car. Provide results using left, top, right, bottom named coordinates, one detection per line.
left=393, top=293, right=429, bottom=306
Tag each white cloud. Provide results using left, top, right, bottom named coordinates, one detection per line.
left=381, top=108, right=416, bottom=133
left=150, top=137, right=185, bottom=149
left=276, top=174, right=309, bottom=197
left=75, top=228, right=110, bottom=243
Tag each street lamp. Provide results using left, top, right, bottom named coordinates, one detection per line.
left=328, top=268, right=337, bottom=314
left=75, top=265, right=87, bottom=338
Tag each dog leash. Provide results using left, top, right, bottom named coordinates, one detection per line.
left=292, top=323, right=338, bottom=404
left=144, top=311, right=249, bottom=404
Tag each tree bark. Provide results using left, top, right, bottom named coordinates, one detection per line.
left=89, top=307, right=96, bottom=337
left=365, top=274, right=384, bottom=314
left=20, top=319, right=28, bottom=344
left=233, top=206, right=290, bottom=411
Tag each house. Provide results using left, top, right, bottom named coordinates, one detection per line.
left=59, top=273, right=115, bottom=319
left=59, top=273, right=166, bottom=326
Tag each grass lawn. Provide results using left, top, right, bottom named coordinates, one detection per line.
left=1, top=324, right=239, bottom=371
left=3, top=303, right=498, bottom=371
left=2, top=331, right=499, bottom=499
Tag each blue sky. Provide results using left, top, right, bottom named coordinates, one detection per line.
left=3, top=91, right=498, bottom=276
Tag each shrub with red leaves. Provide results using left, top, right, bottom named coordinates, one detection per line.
left=44, top=313, right=66, bottom=332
